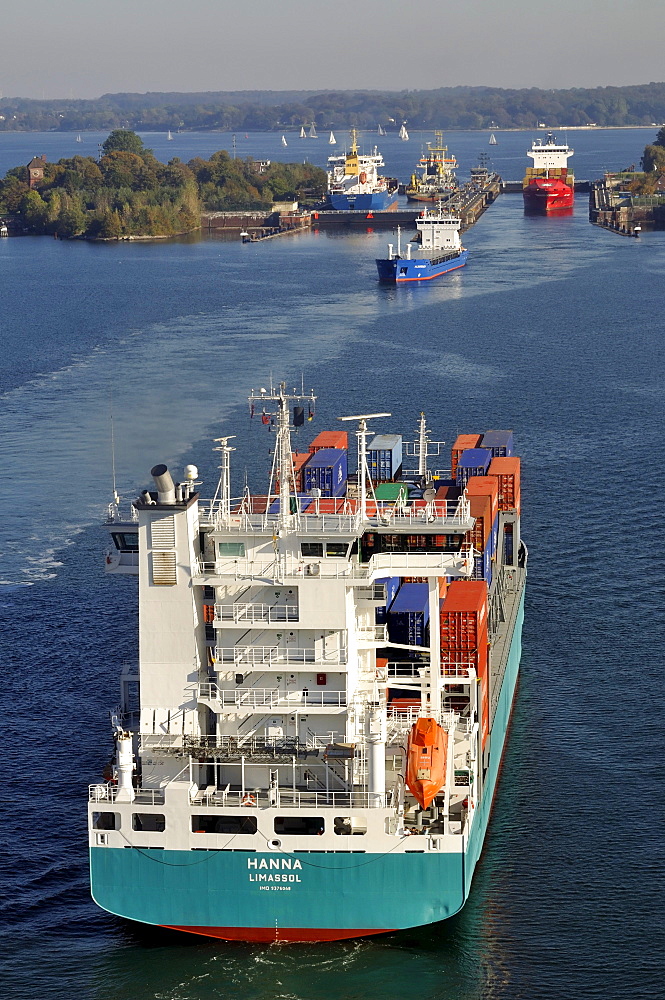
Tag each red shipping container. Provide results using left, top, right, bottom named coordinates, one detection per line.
left=276, top=451, right=312, bottom=492
left=451, top=433, right=482, bottom=478
left=464, top=475, right=499, bottom=524
left=308, top=430, right=348, bottom=454
left=440, top=580, right=489, bottom=677
left=488, top=456, right=521, bottom=510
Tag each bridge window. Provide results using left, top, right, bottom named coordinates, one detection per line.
left=218, top=542, right=245, bottom=557
left=111, top=532, right=138, bottom=552
left=334, top=816, right=367, bottom=835
left=326, top=542, right=348, bottom=557
left=301, top=542, right=323, bottom=557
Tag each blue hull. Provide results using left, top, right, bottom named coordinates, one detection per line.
left=89, top=592, right=523, bottom=942
left=376, top=249, right=468, bottom=283
left=328, top=191, right=396, bottom=211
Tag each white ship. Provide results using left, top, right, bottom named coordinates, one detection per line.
left=90, top=389, right=526, bottom=942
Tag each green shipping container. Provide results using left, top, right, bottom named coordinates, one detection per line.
left=374, top=483, right=408, bottom=502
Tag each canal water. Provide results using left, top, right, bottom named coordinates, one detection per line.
left=0, top=130, right=663, bottom=1000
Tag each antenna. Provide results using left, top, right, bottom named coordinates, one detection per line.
left=109, top=397, right=119, bottom=505
left=249, top=382, right=317, bottom=533
left=212, top=436, right=236, bottom=520
left=338, top=412, right=390, bottom=520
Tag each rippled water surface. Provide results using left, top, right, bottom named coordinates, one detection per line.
left=0, top=131, right=663, bottom=1000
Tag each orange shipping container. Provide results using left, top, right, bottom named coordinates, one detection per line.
left=308, top=430, right=348, bottom=454
left=440, top=580, right=489, bottom=677
left=466, top=493, right=493, bottom=551
left=488, top=456, right=521, bottom=510
left=451, top=433, right=482, bottom=478
left=464, top=475, right=499, bottom=524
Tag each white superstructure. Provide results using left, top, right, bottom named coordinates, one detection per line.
left=527, top=132, right=574, bottom=172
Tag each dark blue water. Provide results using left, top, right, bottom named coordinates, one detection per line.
left=1, top=131, right=663, bottom=1000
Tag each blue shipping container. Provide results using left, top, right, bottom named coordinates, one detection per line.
left=455, top=448, right=492, bottom=485
left=387, top=583, right=430, bottom=651
left=367, top=434, right=402, bottom=482
left=481, top=430, right=514, bottom=458
left=303, top=448, right=348, bottom=497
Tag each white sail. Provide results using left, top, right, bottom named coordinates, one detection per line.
left=329, top=131, right=336, bottom=144
left=489, top=133, right=497, bottom=145
left=281, top=135, right=288, bottom=146
left=399, top=124, right=409, bottom=141
left=309, top=123, right=318, bottom=138
left=378, top=124, right=386, bottom=136
left=167, top=130, right=173, bottom=140
left=300, top=126, right=306, bottom=138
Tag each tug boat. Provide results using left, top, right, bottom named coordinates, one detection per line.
left=326, top=129, right=396, bottom=211
left=523, top=132, right=574, bottom=212
left=90, top=398, right=526, bottom=942
left=376, top=205, right=468, bottom=283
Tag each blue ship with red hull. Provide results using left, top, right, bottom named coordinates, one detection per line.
left=90, top=400, right=525, bottom=943
left=327, top=129, right=396, bottom=211
left=376, top=208, right=468, bottom=283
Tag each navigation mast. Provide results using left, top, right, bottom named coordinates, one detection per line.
left=338, top=412, right=391, bottom=520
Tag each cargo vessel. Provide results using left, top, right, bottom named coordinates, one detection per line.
left=90, top=395, right=526, bottom=943
left=376, top=207, right=468, bottom=283
left=326, top=130, right=396, bottom=211
left=523, top=132, right=574, bottom=212
left=405, top=131, right=458, bottom=203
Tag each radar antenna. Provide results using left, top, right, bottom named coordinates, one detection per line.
left=338, top=412, right=390, bottom=521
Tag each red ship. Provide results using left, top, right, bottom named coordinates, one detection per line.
left=523, top=132, right=574, bottom=213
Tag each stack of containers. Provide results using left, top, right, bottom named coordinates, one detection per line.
left=455, top=448, right=492, bottom=487
left=367, top=434, right=402, bottom=483
left=375, top=576, right=401, bottom=624
left=291, top=452, right=311, bottom=492
left=464, top=475, right=499, bottom=585
left=308, top=430, right=348, bottom=454
left=439, top=580, right=490, bottom=747
left=387, top=582, right=430, bottom=655
left=268, top=495, right=313, bottom=514
left=488, top=456, right=521, bottom=513
left=303, top=448, right=348, bottom=497
left=451, top=433, right=482, bottom=479
left=481, top=430, right=514, bottom=458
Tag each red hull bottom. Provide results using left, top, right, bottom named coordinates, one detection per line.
left=164, top=924, right=393, bottom=943
left=523, top=178, right=574, bottom=213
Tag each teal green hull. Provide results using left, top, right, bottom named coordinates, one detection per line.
left=90, top=593, right=524, bottom=941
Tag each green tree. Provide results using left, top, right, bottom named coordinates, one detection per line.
left=101, top=129, right=146, bottom=157
left=642, top=144, right=665, bottom=172
left=654, top=125, right=665, bottom=148
left=20, top=190, right=49, bottom=231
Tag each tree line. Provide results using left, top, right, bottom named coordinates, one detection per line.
left=0, top=130, right=327, bottom=238
left=1, top=83, right=665, bottom=132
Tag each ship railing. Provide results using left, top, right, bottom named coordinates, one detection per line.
left=88, top=783, right=165, bottom=805
left=441, top=662, right=476, bottom=679
left=197, top=683, right=347, bottom=709
left=356, top=624, right=388, bottom=643
left=387, top=661, right=429, bottom=678
left=189, top=788, right=384, bottom=809
left=106, top=502, right=139, bottom=524
left=214, top=602, right=299, bottom=624
left=214, top=645, right=347, bottom=666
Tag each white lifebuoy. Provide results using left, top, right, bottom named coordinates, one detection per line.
left=241, top=793, right=256, bottom=807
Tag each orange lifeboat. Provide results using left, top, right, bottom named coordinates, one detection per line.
left=405, top=717, right=447, bottom=809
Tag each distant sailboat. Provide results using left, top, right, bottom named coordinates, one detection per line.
left=309, top=123, right=318, bottom=138
left=378, top=124, right=386, bottom=136
left=399, top=123, right=409, bottom=141
left=300, top=126, right=306, bottom=138
left=489, top=133, right=497, bottom=145
left=76, top=134, right=82, bottom=142
left=167, top=130, right=174, bottom=141
left=329, top=131, right=336, bottom=144
left=281, top=135, right=288, bottom=146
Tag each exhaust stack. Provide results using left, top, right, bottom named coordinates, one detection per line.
left=151, top=464, right=176, bottom=504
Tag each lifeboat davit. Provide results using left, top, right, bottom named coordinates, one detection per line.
left=405, top=717, right=448, bottom=809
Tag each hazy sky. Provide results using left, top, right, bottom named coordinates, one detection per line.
left=2, top=0, right=663, bottom=99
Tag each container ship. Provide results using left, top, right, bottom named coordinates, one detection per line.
left=90, top=391, right=526, bottom=942
left=405, top=131, right=458, bottom=203
left=523, top=132, right=574, bottom=212
left=376, top=207, right=468, bottom=283
left=326, top=130, right=396, bottom=211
